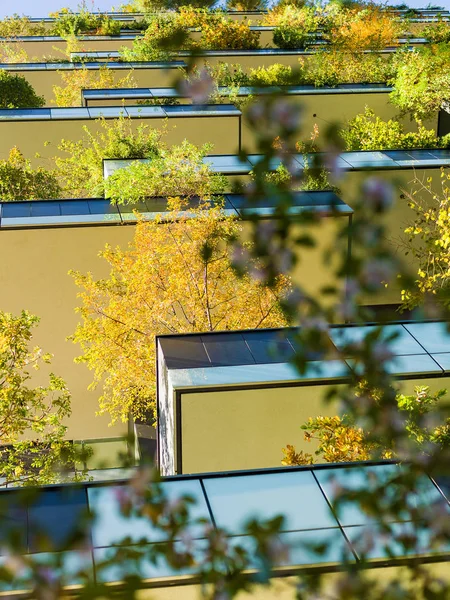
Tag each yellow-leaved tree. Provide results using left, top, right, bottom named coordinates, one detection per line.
left=71, top=198, right=291, bottom=425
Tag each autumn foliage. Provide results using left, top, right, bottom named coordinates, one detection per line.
left=71, top=199, right=291, bottom=425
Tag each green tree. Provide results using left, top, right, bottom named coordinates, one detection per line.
left=0, top=71, right=44, bottom=109
left=0, top=310, right=86, bottom=486
left=0, top=148, right=61, bottom=201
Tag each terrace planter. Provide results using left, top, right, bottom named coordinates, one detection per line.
left=157, top=321, right=450, bottom=475
left=0, top=34, right=137, bottom=60
left=0, top=191, right=349, bottom=449
left=106, top=148, right=450, bottom=305
left=0, top=104, right=241, bottom=166
left=0, top=61, right=187, bottom=105
left=81, top=83, right=439, bottom=142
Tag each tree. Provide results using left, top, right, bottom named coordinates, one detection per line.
left=401, top=172, right=450, bottom=310
left=53, top=66, right=137, bottom=108
left=390, top=44, right=450, bottom=121
left=282, top=386, right=450, bottom=466
left=0, top=148, right=61, bottom=202
left=71, top=198, right=291, bottom=425
left=55, top=117, right=225, bottom=199
left=0, top=71, right=44, bottom=109
left=0, top=310, right=86, bottom=486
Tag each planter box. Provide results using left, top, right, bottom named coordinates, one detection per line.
left=157, top=321, right=450, bottom=475
left=0, top=104, right=241, bottom=164
left=82, top=83, right=439, bottom=143
left=72, top=47, right=402, bottom=71
left=0, top=61, right=186, bottom=105
left=0, top=34, right=137, bottom=60
left=0, top=191, right=350, bottom=443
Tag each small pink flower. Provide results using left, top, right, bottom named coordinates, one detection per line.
left=180, top=69, right=215, bottom=104
left=363, top=178, right=394, bottom=213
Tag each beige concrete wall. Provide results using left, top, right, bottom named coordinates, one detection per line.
left=226, top=166, right=444, bottom=306
left=0, top=114, right=241, bottom=166
left=240, top=215, right=348, bottom=303
left=0, top=224, right=135, bottom=441
left=339, top=167, right=444, bottom=306
left=137, top=558, right=450, bottom=599
left=5, top=66, right=183, bottom=105
left=179, top=383, right=343, bottom=474
left=242, top=92, right=438, bottom=146
left=175, top=374, right=450, bottom=475
left=5, top=37, right=134, bottom=60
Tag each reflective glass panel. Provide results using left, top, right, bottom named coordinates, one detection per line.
left=330, top=324, right=426, bottom=356
left=203, top=471, right=339, bottom=535
left=403, top=322, right=450, bottom=354
left=88, top=479, right=211, bottom=547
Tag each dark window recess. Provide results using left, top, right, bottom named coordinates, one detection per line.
left=438, top=107, right=450, bottom=137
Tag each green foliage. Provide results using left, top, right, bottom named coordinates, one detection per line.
left=105, top=141, right=226, bottom=204
left=120, top=15, right=190, bottom=61
left=50, top=7, right=122, bottom=36
left=55, top=117, right=163, bottom=197
left=201, top=18, right=260, bottom=49
left=226, top=0, right=267, bottom=10
left=390, top=45, right=450, bottom=120
left=0, top=14, right=46, bottom=37
left=304, top=50, right=396, bottom=86
left=0, top=310, right=87, bottom=486
left=124, top=0, right=216, bottom=9
left=247, top=63, right=295, bottom=86
left=341, top=107, right=448, bottom=151
left=200, top=51, right=395, bottom=91
left=0, top=71, right=44, bottom=109
left=423, top=19, right=450, bottom=43
left=273, top=25, right=313, bottom=49
left=0, top=148, right=61, bottom=201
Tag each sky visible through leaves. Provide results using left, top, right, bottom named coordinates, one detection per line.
left=0, top=0, right=445, bottom=18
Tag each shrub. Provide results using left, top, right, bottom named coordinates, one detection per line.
left=341, top=107, right=447, bottom=151
left=55, top=117, right=163, bottom=197
left=0, top=14, right=46, bottom=37
left=177, top=6, right=222, bottom=28
left=200, top=61, right=251, bottom=86
left=263, top=5, right=318, bottom=28
left=105, top=141, right=226, bottom=204
left=247, top=63, right=295, bottom=86
left=53, top=66, right=136, bottom=107
left=328, top=7, right=402, bottom=51
left=201, top=19, right=260, bottom=49
left=120, top=16, right=190, bottom=61
left=121, top=0, right=216, bottom=10
left=0, top=42, right=29, bottom=63
left=226, top=0, right=268, bottom=10
left=273, top=25, right=313, bottom=49
left=0, top=148, right=61, bottom=201
left=390, top=45, right=450, bottom=120
left=0, top=71, right=44, bottom=108
left=423, top=19, right=450, bottom=43
left=304, top=50, right=396, bottom=87
left=50, top=8, right=122, bottom=36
